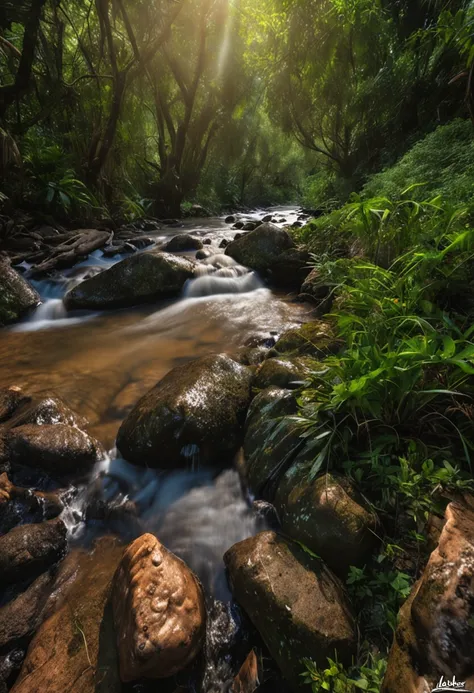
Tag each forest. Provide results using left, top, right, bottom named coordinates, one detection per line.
left=1, top=1, right=474, bottom=693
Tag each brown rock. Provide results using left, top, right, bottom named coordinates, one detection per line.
left=382, top=502, right=474, bottom=693
left=224, top=531, right=356, bottom=690
left=112, top=533, right=206, bottom=682
left=5, top=423, right=104, bottom=477
left=0, top=518, right=67, bottom=586
left=0, top=570, right=55, bottom=651
left=11, top=537, right=123, bottom=693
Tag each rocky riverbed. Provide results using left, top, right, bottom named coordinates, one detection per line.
left=0, top=207, right=473, bottom=693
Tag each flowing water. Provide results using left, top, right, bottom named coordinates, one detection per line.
left=0, top=207, right=308, bottom=690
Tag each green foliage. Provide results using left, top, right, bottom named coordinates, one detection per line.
left=363, top=120, right=474, bottom=207
left=301, top=654, right=387, bottom=693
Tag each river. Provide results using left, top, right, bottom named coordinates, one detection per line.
left=0, top=207, right=309, bottom=690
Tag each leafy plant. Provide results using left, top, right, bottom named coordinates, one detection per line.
left=301, top=655, right=387, bottom=693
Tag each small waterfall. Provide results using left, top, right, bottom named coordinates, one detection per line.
left=185, top=270, right=263, bottom=298
left=32, top=299, right=68, bottom=321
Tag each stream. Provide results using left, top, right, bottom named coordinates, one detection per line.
left=0, top=207, right=308, bottom=691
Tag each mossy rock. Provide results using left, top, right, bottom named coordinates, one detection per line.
left=243, top=387, right=314, bottom=499
left=225, top=222, right=294, bottom=272
left=224, top=531, right=356, bottom=691
left=0, top=262, right=40, bottom=327
left=275, top=468, right=379, bottom=576
left=64, top=251, right=195, bottom=310
left=253, top=356, right=313, bottom=390
left=273, top=320, right=342, bottom=357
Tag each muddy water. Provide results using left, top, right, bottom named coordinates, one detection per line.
left=0, top=208, right=307, bottom=447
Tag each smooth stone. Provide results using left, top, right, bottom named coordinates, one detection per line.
left=164, top=234, right=203, bottom=252
left=272, top=320, right=342, bottom=357
left=112, top=533, right=206, bottom=681
left=4, top=423, right=104, bottom=477
left=0, top=518, right=67, bottom=586
left=253, top=356, right=312, bottom=390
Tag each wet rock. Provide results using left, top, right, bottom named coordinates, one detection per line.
left=242, top=222, right=256, bottom=231
left=11, top=537, right=123, bottom=693
left=219, top=239, right=229, bottom=249
left=253, top=357, right=312, bottom=390
left=0, top=261, right=40, bottom=327
left=196, top=248, right=213, bottom=260
left=225, top=223, right=294, bottom=273
left=382, top=502, right=474, bottom=693
left=225, top=216, right=236, bottom=224
left=275, top=470, right=378, bottom=576
left=272, top=320, right=342, bottom=357
left=117, top=354, right=252, bottom=469
left=0, top=472, right=64, bottom=531
left=235, top=347, right=268, bottom=367
left=224, top=531, right=356, bottom=690
left=64, top=251, right=195, bottom=310
left=0, top=570, right=55, bottom=651
left=268, top=247, right=311, bottom=290
left=7, top=395, right=88, bottom=429
left=164, top=234, right=204, bottom=252
left=291, top=221, right=302, bottom=228
left=112, top=533, right=206, bottom=681
left=5, top=423, right=104, bottom=477
left=261, top=215, right=273, bottom=223
left=0, top=518, right=67, bottom=586
left=243, top=387, right=312, bottom=499
left=203, top=238, right=212, bottom=245
left=0, top=387, right=31, bottom=424
left=233, top=222, right=244, bottom=230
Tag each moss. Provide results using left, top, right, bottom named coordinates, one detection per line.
left=273, top=320, right=343, bottom=357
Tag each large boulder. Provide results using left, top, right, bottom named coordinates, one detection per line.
left=117, top=354, right=252, bottom=468
left=224, top=531, right=356, bottom=691
left=4, top=423, right=104, bottom=477
left=11, top=537, right=122, bottom=693
left=164, top=234, right=203, bottom=252
left=275, top=470, right=378, bottom=576
left=64, top=251, right=195, bottom=310
left=0, top=262, right=40, bottom=327
left=382, top=502, right=474, bottom=693
left=113, top=533, right=206, bottom=681
left=225, top=223, right=294, bottom=272
left=0, top=518, right=67, bottom=586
